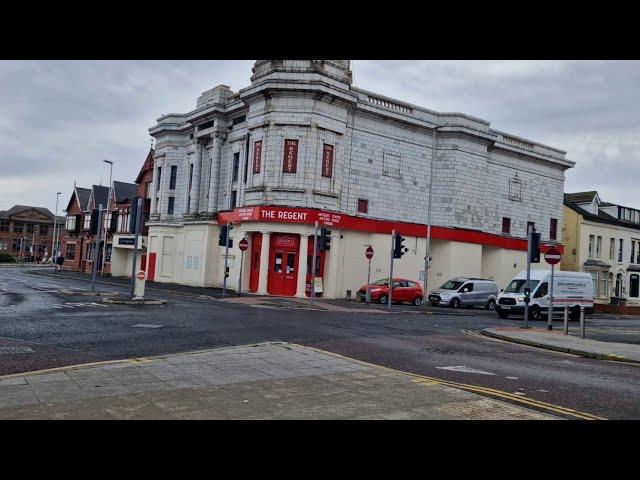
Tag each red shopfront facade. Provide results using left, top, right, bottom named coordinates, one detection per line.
left=218, top=205, right=563, bottom=298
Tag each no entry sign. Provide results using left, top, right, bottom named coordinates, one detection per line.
left=238, top=238, right=249, bottom=251
left=136, top=270, right=146, bottom=280
left=365, top=246, right=374, bottom=259
left=544, top=248, right=562, bottom=265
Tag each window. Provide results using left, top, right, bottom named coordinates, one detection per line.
left=460, top=283, right=474, bottom=292
left=156, top=167, right=161, bottom=191
left=322, top=144, right=334, bottom=178
left=0, top=241, right=7, bottom=251
left=66, top=243, right=76, bottom=260
left=230, top=190, right=237, bottom=209
left=103, top=212, right=112, bottom=230
left=12, top=239, right=22, bottom=251
left=145, top=181, right=151, bottom=199
left=610, top=238, right=615, bottom=260
left=40, top=225, right=48, bottom=236
left=86, top=242, right=95, bottom=260
left=167, top=197, right=175, bottom=215
left=590, top=271, right=598, bottom=296
left=13, top=222, right=23, bottom=233
left=527, top=221, right=535, bottom=235
left=253, top=140, right=262, bottom=174
left=534, top=282, right=548, bottom=298
left=83, top=214, right=91, bottom=230
left=588, top=235, right=595, bottom=258
left=199, top=120, right=214, bottom=130
left=26, top=223, right=34, bottom=233
left=549, top=218, right=557, bottom=240
left=106, top=244, right=112, bottom=263
left=169, top=165, right=177, bottom=190
left=382, top=152, right=401, bottom=178
left=232, top=115, right=246, bottom=125
left=619, top=239, right=624, bottom=262
left=0, top=221, right=9, bottom=232
left=631, top=239, right=640, bottom=264
left=632, top=241, right=636, bottom=264
left=596, top=236, right=602, bottom=259
left=232, top=152, right=240, bottom=182
left=358, top=199, right=368, bottom=214
left=502, top=217, right=511, bottom=234
left=188, top=164, right=193, bottom=190
left=599, top=272, right=608, bottom=297
left=283, top=139, right=298, bottom=173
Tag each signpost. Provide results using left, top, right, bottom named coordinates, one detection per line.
left=238, top=238, right=248, bottom=296
left=544, top=247, right=562, bottom=331
left=311, top=221, right=319, bottom=305
left=388, top=230, right=395, bottom=310
left=129, top=197, right=144, bottom=300
left=365, top=246, right=374, bottom=285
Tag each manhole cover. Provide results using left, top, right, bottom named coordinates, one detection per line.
left=0, top=346, right=35, bottom=354
left=132, top=324, right=164, bottom=329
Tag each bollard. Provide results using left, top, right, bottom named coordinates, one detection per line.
left=579, top=305, right=585, bottom=339
left=563, top=305, right=569, bottom=335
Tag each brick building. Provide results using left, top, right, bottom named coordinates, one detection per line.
left=146, top=60, right=575, bottom=298
left=60, top=186, right=91, bottom=271
left=0, top=205, right=63, bottom=261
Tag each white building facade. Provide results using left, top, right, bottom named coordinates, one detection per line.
left=146, top=60, right=573, bottom=298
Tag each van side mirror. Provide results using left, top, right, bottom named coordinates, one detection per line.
left=500, top=288, right=504, bottom=293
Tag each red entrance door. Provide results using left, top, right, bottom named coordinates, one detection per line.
left=147, top=252, right=156, bottom=282
left=249, top=233, right=262, bottom=293
left=268, top=234, right=300, bottom=296
left=305, top=235, right=326, bottom=297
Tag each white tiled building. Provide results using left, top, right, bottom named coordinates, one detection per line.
left=146, top=60, right=574, bottom=298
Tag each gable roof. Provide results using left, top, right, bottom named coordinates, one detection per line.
left=5, top=205, right=55, bottom=220
left=135, top=148, right=155, bottom=184
left=89, top=185, right=110, bottom=210
left=76, top=187, right=91, bottom=210
left=564, top=191, right=599, bottom=205
left=112, top=181, right=138, bottom=204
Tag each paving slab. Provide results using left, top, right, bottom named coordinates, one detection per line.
left=0, top=342, right=558, bottom=420
left=482, top=327, right=640, bottom=364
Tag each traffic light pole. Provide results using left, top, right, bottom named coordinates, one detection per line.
left=91, top=204, right=104, bottom=293
left=311, top=221, right=318, bottom=305
left=388, top=229, right=395, bottom=310
left=222, top=223, right=231, bottom=297
left=129, top=197, right=143, bottom=300
left=523, top=227, right=532, bottom=329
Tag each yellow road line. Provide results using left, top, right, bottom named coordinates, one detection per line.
left=296, top=343, right=606, bottom=420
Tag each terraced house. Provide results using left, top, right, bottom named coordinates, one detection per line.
left=146, top=60, right=574, bottom=298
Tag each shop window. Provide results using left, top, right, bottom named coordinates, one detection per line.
left=358, top=199, right=368, bottom=214
left=549, top=218, right=557, bottom=240
left=283, top=139, right=298, bottom=173
left=502, top=217, right=511, bottom=234
left=322, top=144, right=334, bottom=178
left=286, top=253, right=296, bottom=274
left=274, top=252, right=283, bottom=273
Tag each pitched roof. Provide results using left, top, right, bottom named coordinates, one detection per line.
left=5, top=205, right=55, bottom=220
left=135, top=148, right=155, bottom=184
left=564, top=197, right=640, bottom=231
left=564, top=191, right=599, bottom=205
left=76, top=187, right=91, bottom=210
left=113, top=181, right=138, bottom=203
left=91, top=185, right=110, bottom=210
left=0, top=210, right=7, bottom=220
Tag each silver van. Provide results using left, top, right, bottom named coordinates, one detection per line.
left=428, top=277, right=499, bottom=309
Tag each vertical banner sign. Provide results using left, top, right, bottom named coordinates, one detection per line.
left=283, top=139, right=298, bottom=173
left=322, top=144, right=334, bottom=178
left=252, top=140, right=262, bottom=174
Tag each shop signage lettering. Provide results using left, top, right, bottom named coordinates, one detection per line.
left=322, top=144, right=333, bottom=178
left=274, top=235, right=297, bottom=248
left=118, top=237, right=135, bottom=246
left=261, top=209, right=308, bottom=222
left=283, top=139, right=298, bottom=173
left=253, top=141, right=262, bottom=174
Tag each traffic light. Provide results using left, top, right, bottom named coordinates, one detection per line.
left=318, top=227, right=332, bottom=251
left=393, top=233, right=408, bottom=259
left=530, top=232, right=541, bottom=263
left=219, top=223, right=233, bottom=248
left=90, top=209, right=99, bottom=235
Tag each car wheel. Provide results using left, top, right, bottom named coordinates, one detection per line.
left=530, top=305, right=541, bottom=321
left=486, top=299, right=496, bottom=310
left=497, top=310, right=510, bottom=319
left=413, top=296, right=423, bottom=307
left=450, top=298, right=460, bottom=309
left=378, top=294, right=388, bottom=305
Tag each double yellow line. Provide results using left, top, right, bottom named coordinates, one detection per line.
left=298, top=343, right=605, bottom=420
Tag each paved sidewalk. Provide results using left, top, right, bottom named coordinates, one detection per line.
left=482, top=327, right=640, bottom=364
left=0, top=342, right=556, bottom=420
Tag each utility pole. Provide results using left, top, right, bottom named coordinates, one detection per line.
left=423, top=124, right=444, bottom=307
left=52, top=192, right=61, bottom=270
left=129, top=197, right=143, bottom=299
left=222, top=223, right=231, bottom=297
left=91, top=204, right=104, bottom=293
left=388, top=229, right=396, bottom=310
left=311, top=221, right=319, bottom=305
left=101, top=160, right=113, bottom=276
left=523, top=226, right=533, bottom=329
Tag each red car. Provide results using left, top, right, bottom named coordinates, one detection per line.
left=358, top=277, right=424, bottom=306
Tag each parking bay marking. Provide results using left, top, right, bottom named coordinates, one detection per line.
left=436, top=365, right=496, bottom=376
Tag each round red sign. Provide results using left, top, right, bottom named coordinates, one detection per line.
left=365, top=246, right=374, bottom=259
left=544, top=247, right=562, bottom=265
left=238, top=238, right=249, bottom=251
left=136, top=271, right=146, bottom=280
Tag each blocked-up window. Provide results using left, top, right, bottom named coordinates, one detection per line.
left=549, top=218, right=558, bottom=240
left=509, top=178, right=523, bottom=202
left=358, top=199, right=368, bottom=214
left=502, top=217, right=511, bottom=234
left=382, top=152, right=401, bottom=178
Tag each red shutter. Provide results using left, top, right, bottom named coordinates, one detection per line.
left=283, top=139, right=298, bottom=173
left=252, top=140, right=262, bottom=174
left=322, top=144, right=334, bottom=178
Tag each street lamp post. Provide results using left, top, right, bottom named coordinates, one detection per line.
left=53, top=192, right=61, bottom=271
left=423, top=124, right=445, bottom=307
left=101, top=160, right=113, bottom=276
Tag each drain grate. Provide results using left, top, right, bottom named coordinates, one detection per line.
left=0, top=346, right=35, bottom=354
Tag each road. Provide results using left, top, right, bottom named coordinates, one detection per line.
left=1, top=267, right=639, bottom=419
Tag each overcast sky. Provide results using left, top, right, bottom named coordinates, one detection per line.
left=1, top=60, right=638, bottom=215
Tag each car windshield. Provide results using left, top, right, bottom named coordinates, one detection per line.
left=503, top=279, right=540, bottom=293
left=371, top=279, right=389, bottom=286
left=440, top=280, right=464, bottom=290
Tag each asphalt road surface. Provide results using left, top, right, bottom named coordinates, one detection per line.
left=1, top=267, right=639, bottom=419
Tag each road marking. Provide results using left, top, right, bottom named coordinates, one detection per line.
left=513, top=392, right=527, bottom=396
left=506, top=376, right=519, bottom=380
left=437, top=365, right=496, bottom=376
left=132, top=324, right=164, bottom=328
left=0, top=346, right=35, bottom=355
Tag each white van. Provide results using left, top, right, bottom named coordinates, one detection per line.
left=495, top=270, right=594, bottom=321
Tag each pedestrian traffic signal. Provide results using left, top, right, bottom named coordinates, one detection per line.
left=393, top=233, right=408, bottom=258
left=318, top=227, right=332, bottom=251
left=219, top=223, right=233, bottom=247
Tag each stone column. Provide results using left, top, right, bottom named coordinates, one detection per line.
left=189, top=140, right=202, bottom=214
left=256, top=231, right=271, bottom=295
left=207, top=130, right=225, bottom=214
left=295, top=234, right=310, bottom=298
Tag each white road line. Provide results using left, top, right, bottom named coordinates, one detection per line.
left=436, top=365, right=496, bottom=375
